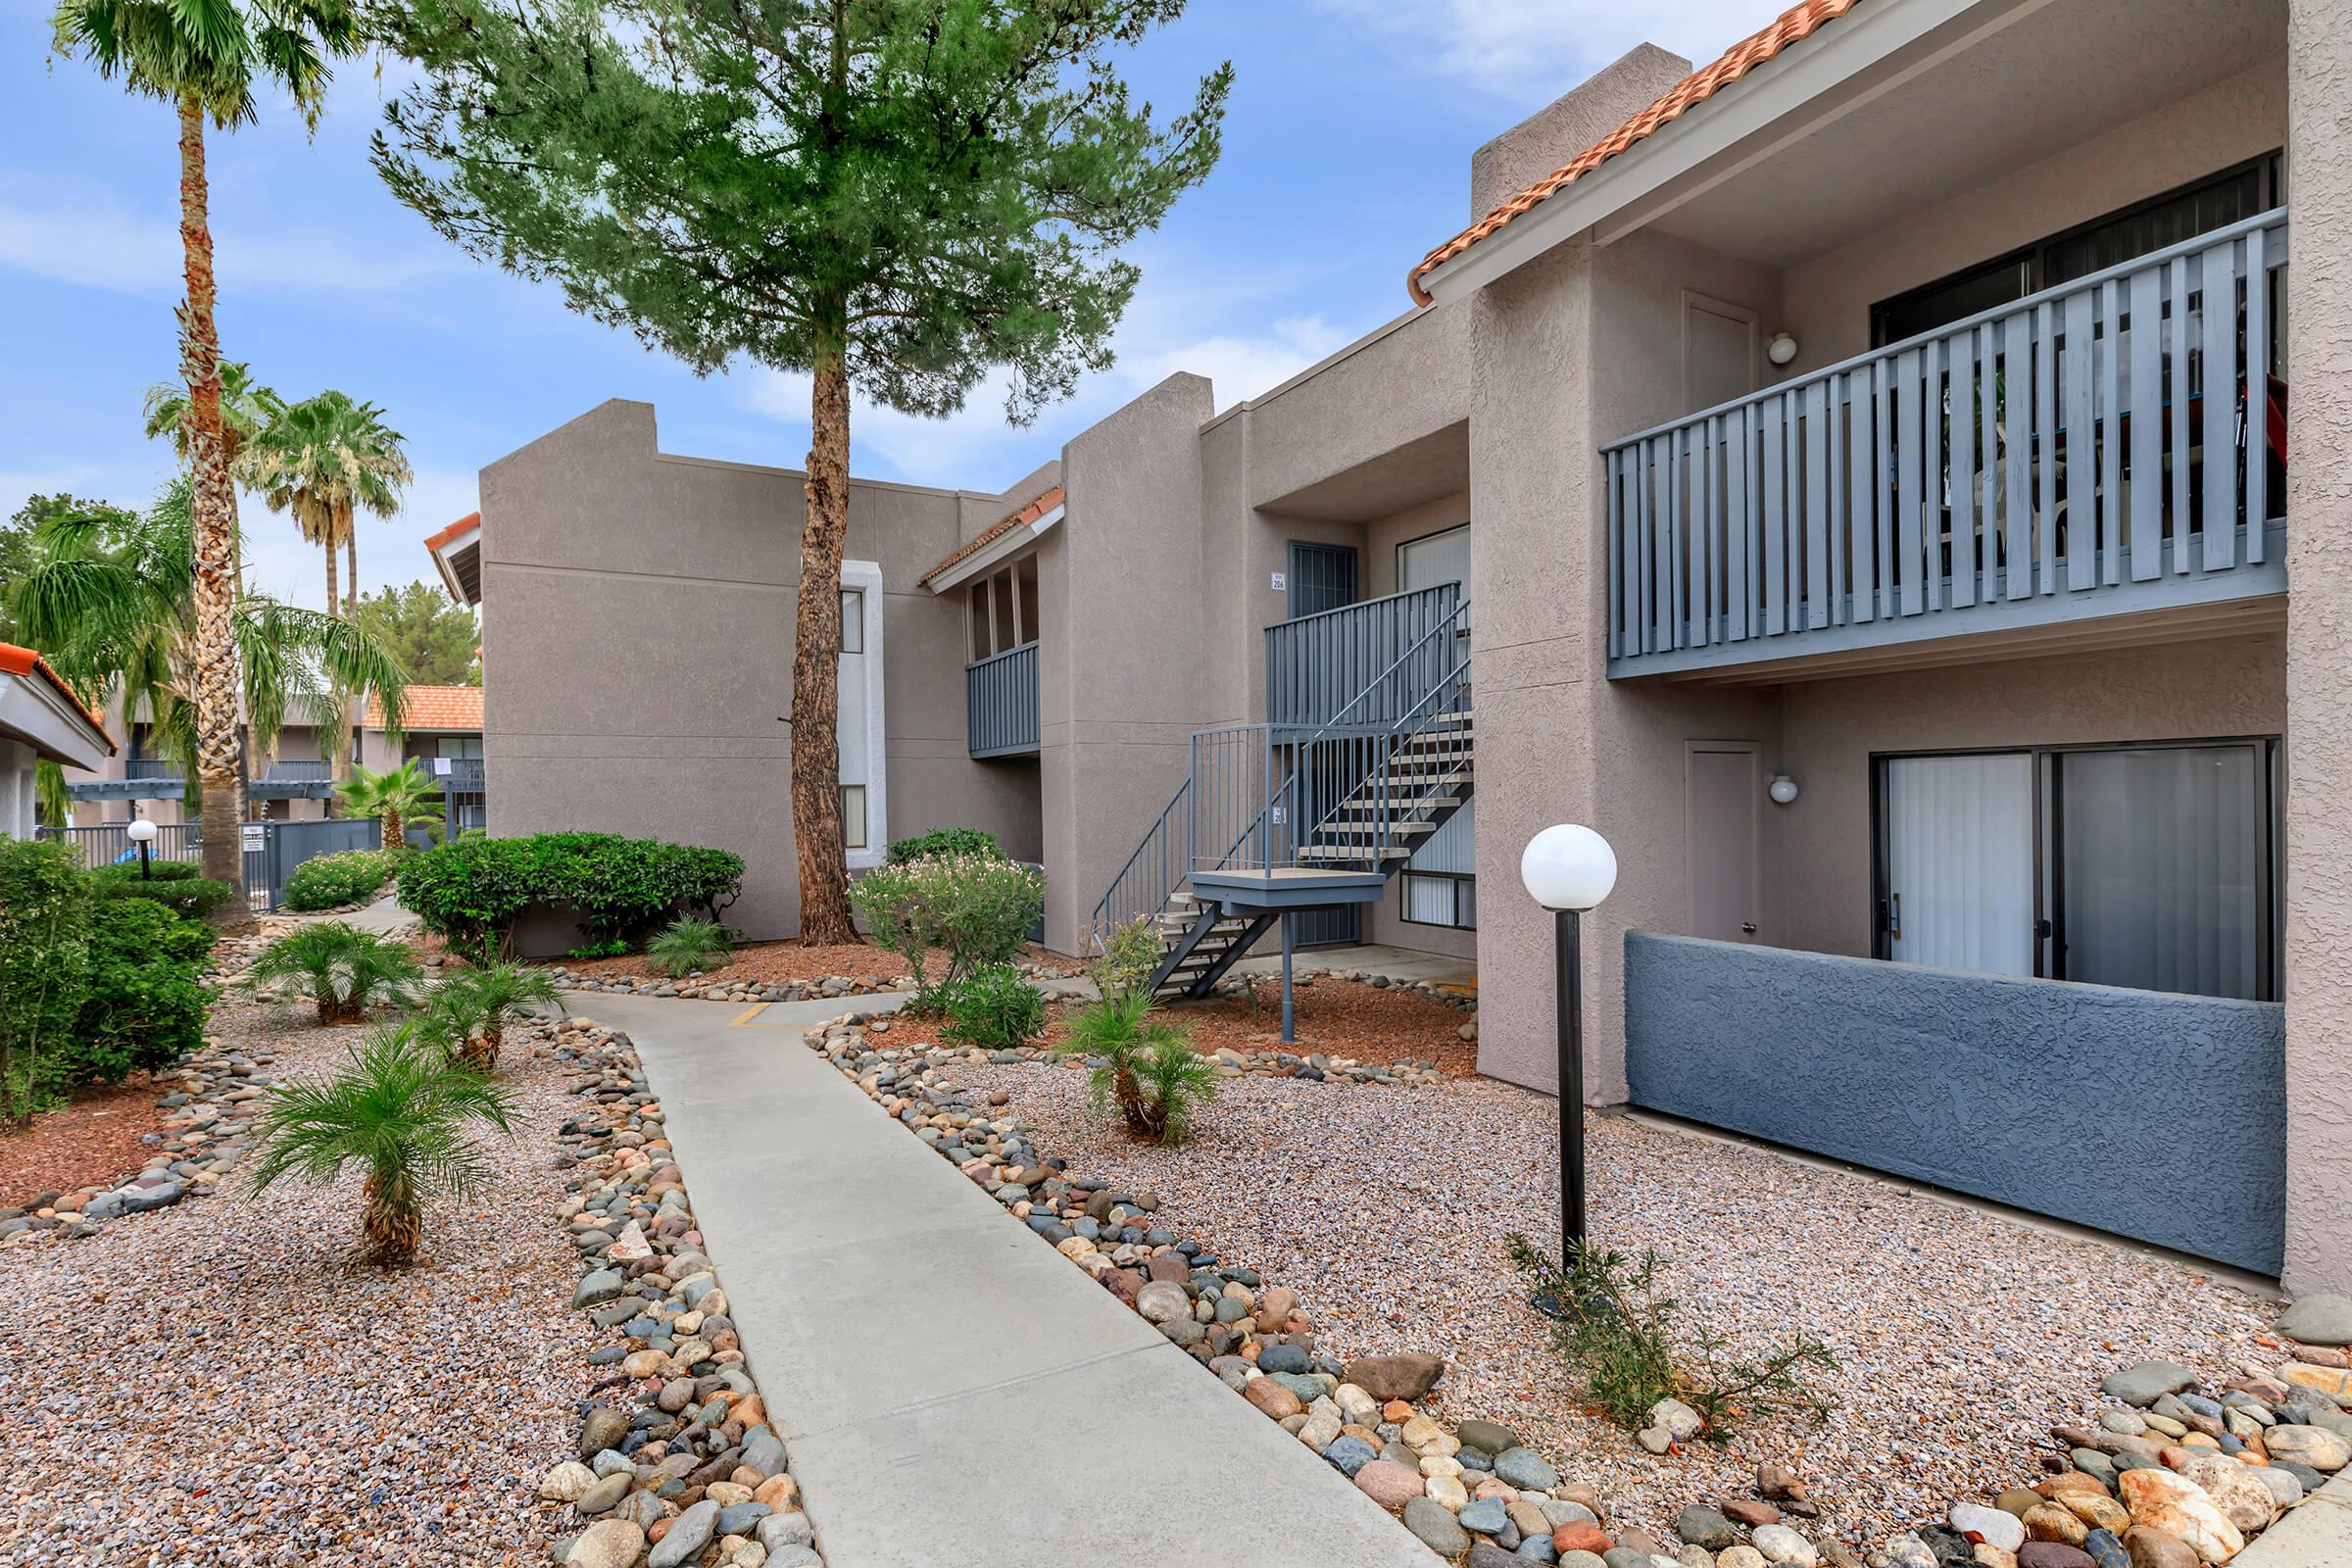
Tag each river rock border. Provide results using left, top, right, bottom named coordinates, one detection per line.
left=539, top=1015, right=823, bottom=1568
left=804, top=1007, right=2345, bottom=1568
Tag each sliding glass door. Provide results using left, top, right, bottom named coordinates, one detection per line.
left=1876, top=739, right=2276, bottom=1001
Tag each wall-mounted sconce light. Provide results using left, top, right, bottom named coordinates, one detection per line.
left=1768, top=773, right=1799, bottom=806
left=1766, top=331, right=1799, bottom=368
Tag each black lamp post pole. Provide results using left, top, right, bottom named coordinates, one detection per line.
left=138, top=837, right=152, bottom=881
left=1556, top=905, right=1585, bottom=1255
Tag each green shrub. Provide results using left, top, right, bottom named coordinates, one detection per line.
left=282, top=849, right=399, bottom=911
left=936, top=962, right=1047, bottom=1053
left=0, top=839, right=92, bottom=1123
left=396, top=832, right=745, bottom=958
left=76, top=899, right=212, bottom=1085
left=1090, top=913, right=1162, bottom=1003
left=1053, top=990, right=1217, bottom=1146
left=851, top=853, right=1043, bottom=1003
left=1504, top=1234, right=1837, bottom=1440
left=885, top=826, right=1004, bottom=865
left=90, top=862, right=236, bottom=921
left=566, top=938, right=629, bottom=961
left=644, top=915, right=734, bottom=978
left=243, top=922, right=424, bottom=1024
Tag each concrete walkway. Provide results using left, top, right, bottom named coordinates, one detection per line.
left=573, top=991, right=1433, bottom=1568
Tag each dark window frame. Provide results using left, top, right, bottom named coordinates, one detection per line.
left=1870, top=153, right=2284, bottom=348
left=1399, top=868, right=1477, bottom=931
left=1867, top=735, right=2280, bottom=1001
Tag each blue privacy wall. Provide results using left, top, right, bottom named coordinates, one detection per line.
left=1623, top=933, right=2286, bottom=1276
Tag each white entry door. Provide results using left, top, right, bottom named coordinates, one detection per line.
left=1884, top=754, right=2034, bottom=975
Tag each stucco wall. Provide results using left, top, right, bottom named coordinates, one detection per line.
left=1775, top=637, right=2287, bottom=960
left=1470, top=44, right=1691, bottom=220
left=1039, top=374, right=1218, bottom=955
left=2281, top=0, right=2352, bottom=1297
left=477, top=399, right=1040, bottom=940
left=1626, top=934, right=2287, bottom=1275
left=1778, top=60, right=2286, bottom=374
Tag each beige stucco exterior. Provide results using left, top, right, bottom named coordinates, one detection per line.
left=459, top=0, right=2344, bottom=1289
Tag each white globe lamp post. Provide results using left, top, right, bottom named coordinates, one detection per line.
left=125, top=815, right=158, bottom=881
left=1520, top=824, right=1617, bottom=1254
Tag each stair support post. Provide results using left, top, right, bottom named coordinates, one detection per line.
left=1280, top=912, right=1297, bottom=1045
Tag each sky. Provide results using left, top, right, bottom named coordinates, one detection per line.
left=0, top=1, right=1786, bottom=612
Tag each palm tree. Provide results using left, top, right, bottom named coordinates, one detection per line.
left=245, top=1020, right=515, bottom=1265
left=7, top=481, right=409, bottom=844
left=242, top=390, right=413, bottom=621
left=1053, top=990, right=1220, bottom=1146
left=243, top=921, right=424, bottom=1024
left=51, top=0, right=364, bottom=900
left=418, top=962, right=564, bottom=1073
left=332, top=759, right=444, bottom=851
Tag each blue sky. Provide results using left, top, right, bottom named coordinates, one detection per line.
left=0, top=1, right=1780, bottom=610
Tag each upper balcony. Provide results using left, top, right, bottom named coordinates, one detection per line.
left=965, top=641, right=1040, bottom=758
left=1605, top=210, right=2288, bottom=679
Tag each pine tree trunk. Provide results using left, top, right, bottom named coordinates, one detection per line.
left=177, top=95, right=245, bottom=906
left=793, top=325, right=856, bottom=945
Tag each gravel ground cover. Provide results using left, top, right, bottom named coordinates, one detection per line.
left=0, top=997, right=590, bottom=1566
left=0, top=1079, right=166, bottom=1209
left=951, top=1058, right=2278, bottom=1550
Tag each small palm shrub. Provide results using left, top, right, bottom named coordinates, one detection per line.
left=244, top=922, right=424, bottom=1024
left=418, top=961, right=565, bottom=1072
left=282, top=849, right=399, bottom=911
left=936, top=963, right=1047, bottom=1053
left=245, top=1021, right=516, bottom=1265
left=644, top=915, right=734, bottom=978
left=851, top=853, right=1044, bottom=1005
left=1053, top=990, right=1218, bottom=1146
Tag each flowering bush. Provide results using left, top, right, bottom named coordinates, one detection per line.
left=850, top=852, right=1043, bottom=1003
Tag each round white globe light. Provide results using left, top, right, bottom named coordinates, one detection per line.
left=1520, top=823, right=1617, bottom=912
left=1768, top=774, right=1799, bottom=806
left=125, top=817, right=158, bottom=843
left=1767, top=331, right=1799, bottom=367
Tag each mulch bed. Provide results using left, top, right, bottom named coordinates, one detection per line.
left=887, top=975, right=1483, bottom=1076
left=549, top=940, right=931, bottom=989
left=0, top=1079, right=169, bottom=1211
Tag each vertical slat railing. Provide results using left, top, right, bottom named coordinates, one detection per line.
left=1262, top=584, right=1461, bottom=728
left=965, top=641, right=1041, bottom=757
left=1601, top=209, right=2287, bottom=670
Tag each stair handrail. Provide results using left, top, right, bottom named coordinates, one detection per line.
left=1290, top=595, right=1470, bottom=746
left=1088, top=775, right=1191, bottom=952
left=1286, top=603, right=1474, bottom=867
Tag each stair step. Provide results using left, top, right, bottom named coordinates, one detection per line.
left=1296, top=846, right=1413, bottom=862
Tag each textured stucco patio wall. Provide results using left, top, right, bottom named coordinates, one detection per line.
left=1625, top=933, right=2288, bottom=1275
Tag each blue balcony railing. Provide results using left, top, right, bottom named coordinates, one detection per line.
left=966, top=642, right=1040, bottom=758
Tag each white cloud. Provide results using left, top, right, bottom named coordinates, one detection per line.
left=1119, top=315, right=1353, bottom=408
left=1315, top=0, right=1786, bottom=100
left=0, top=174, right=466, bottom=300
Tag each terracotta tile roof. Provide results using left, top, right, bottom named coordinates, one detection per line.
left=0, top=641, right=114, bottom=751
left=423, top=512, right=480, bottom=552
left=363, top=684, right=483, bottom=731
left=1409, top=0, right=1866, bottom=304
left=919, top=486, right=1065, bottom=586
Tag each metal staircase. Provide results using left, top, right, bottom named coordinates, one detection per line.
left=1090, top=587, right=1473, bottom=1003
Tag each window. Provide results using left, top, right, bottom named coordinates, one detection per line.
left=841, top=589, right=864, bottom=654
left=840, top=784, right=867, bottom=851
left=1873, top=738, right=2277, bottom=1001
left=1402, top=872, right=1476, bottom=930
left=963, top=559, right=1040, bottom=662
left=436, top=736, right=483, bottom=760
left=1871, top=155, right=2281, bottom=346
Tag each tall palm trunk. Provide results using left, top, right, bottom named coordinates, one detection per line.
left=177, top=94, right=245, bottom=904
left=792, top=320, right=856, bottom=945
left=382, top=802, right=403, bottom=852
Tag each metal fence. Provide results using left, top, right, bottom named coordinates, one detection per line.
left=38, top=817, right=374, bottom=913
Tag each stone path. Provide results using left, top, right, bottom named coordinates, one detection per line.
left=576, top=991, right=1437, bottom=1568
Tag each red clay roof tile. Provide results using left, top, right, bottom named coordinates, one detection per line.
left=0, top=641, right=115, bottom=751
left=919, top=486, right=1065, bottom=586
left=1408, top=0, right=1866, bottom=304
left=363, top=685, right=483, bottom=732
left=423, top=512, right=480, bottom=552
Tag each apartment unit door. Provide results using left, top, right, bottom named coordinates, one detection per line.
left=1882, top=754, right=2034, bottom=976
left=1687, top=741, right=1761, bottom=943
left=1288, top=541, right=1361, bottom=948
